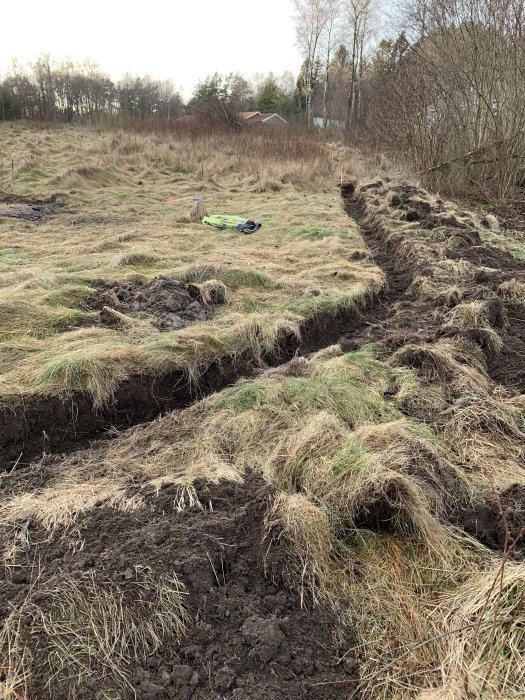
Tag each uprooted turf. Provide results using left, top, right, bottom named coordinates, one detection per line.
left=2, top=125, right=525, bottom=700
left=2, top=335, right=525, bottom=698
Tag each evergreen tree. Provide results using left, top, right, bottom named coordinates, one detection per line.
left=190, top=73, right=224, bottom=105
left=257, top=74, right=287, bottom=113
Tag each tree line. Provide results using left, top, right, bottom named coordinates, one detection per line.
left=0, top=56, right=184, bottom=122
left=0, top=57, right=299, bottom=123
left=293, top=0, right=525, bottom=197
left=3, top=0, right=525, bottom=199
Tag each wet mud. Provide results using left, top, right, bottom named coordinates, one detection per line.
left=0, top=193, right=60, bottom=221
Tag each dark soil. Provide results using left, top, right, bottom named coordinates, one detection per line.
left=342, top=181, right=525, bottom=394
left=2, top=473, right=356, bottom=699
left=0, top=194, right=60, bottom=221
left=487, top=302, right=525, bottom=393
left=3, top=180, right=525, bottom=478
left=3, top=180, right=525, bottom=698
left=462, top=187, right=525, bottom=234
left=457, top=484, right=525, bottom=558
left=446, top=240, right=525, bottom=394
left=0, top=352, right=260, bottom=469
left=494, top=201, right=525, bottom=233
left=339, top=187, right=415, bottom=352
left=69, top=214, right=131, bottom=226
left=83, top=276, right=218, bottom=331
left=0, top=283, right=394, bottom=470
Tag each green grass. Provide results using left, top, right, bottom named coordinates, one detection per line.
left=331, top=436, right=370, bottom=476
left=481, top=229, right=525, bottom=260
left=0, top=249, right=32, bottom=266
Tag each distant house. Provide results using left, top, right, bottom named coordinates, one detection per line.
left=239, top=111, right=288, bottom=125
left=313, top=116, right=344, bottom=129
left=239, top=111, right=261, bottom=121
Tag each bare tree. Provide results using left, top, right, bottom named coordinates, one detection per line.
left=320, top=0, right=342, bottom=127
left=344, top=0, right=374, bottom=129
left=293, top=0, right=329, bottom=124
left=365, top=0, right=525, bottom=198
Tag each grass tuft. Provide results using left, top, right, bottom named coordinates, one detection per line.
left=0, top=568, right=189, bottom=698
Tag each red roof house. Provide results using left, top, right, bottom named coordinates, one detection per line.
left=239, top=111, right=288, bottom=125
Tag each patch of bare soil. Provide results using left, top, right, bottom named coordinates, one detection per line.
left=0, top=193, right=60, bottom=221
left=69, top=214, right=131, bottom=226
left=83, top=277, right=219, bottom=331
left=456, top=484, right=525, bottom=558
left=461, top=187, right=525, bottom=235
left=495, top=200, right=525, bottom=233
left=342, top=181, right=525, bottom=394
left=1, top=473, right=355, bottom=699
left=342, top=180, right=525, bottom=554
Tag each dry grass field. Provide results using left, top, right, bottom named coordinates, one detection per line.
left=1, top=123, right=525, bottom=700
left=0, top=125, right=381, bottom=404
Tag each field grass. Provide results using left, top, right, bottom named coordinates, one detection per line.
left=0, top=123, right=381, bottom=403
left=1, top=124, right=525, bottom=700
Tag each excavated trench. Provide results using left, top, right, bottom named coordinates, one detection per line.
left=3, top=182, right=525, bottom=478
left=0, top=306, right=392, bottom=470
left=343, top=180, right=525, bottom=558
left=3, top=182, right=525, bottom=699
left=0, top=191, right=413, bottom=470
left=343, top=181, right=525, bottom=387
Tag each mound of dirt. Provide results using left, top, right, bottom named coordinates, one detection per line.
left=2, top=473, right=356, bottom=699
left=84, top=276, right=226, bottom=331
left=0, top=194, right=60, bottom=221
left=342, top=180, right=525, bottom=394
left=458, top=484, right=525, bottom=558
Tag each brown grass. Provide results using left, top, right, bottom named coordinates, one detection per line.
left=0, top=123, right=382, bottom=403
left=2, top=137, right=525, bottom=700
left=0, top=568, right=189, bottom=698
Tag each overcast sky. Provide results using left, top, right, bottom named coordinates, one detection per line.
left=0, top=0, right=304, bottom=98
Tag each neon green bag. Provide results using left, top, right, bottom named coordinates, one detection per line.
left=202, top=215, right=261, bottom=234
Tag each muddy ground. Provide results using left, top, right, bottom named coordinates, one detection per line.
left=83, top=276, right=218, bottom=331
left=0, top=194, right=60, bottom=221
left=3, top=179, right=525, bottom=698
left=2, top=473, right=356, bottom=699
left=342, top=180, right=525, bottom=555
